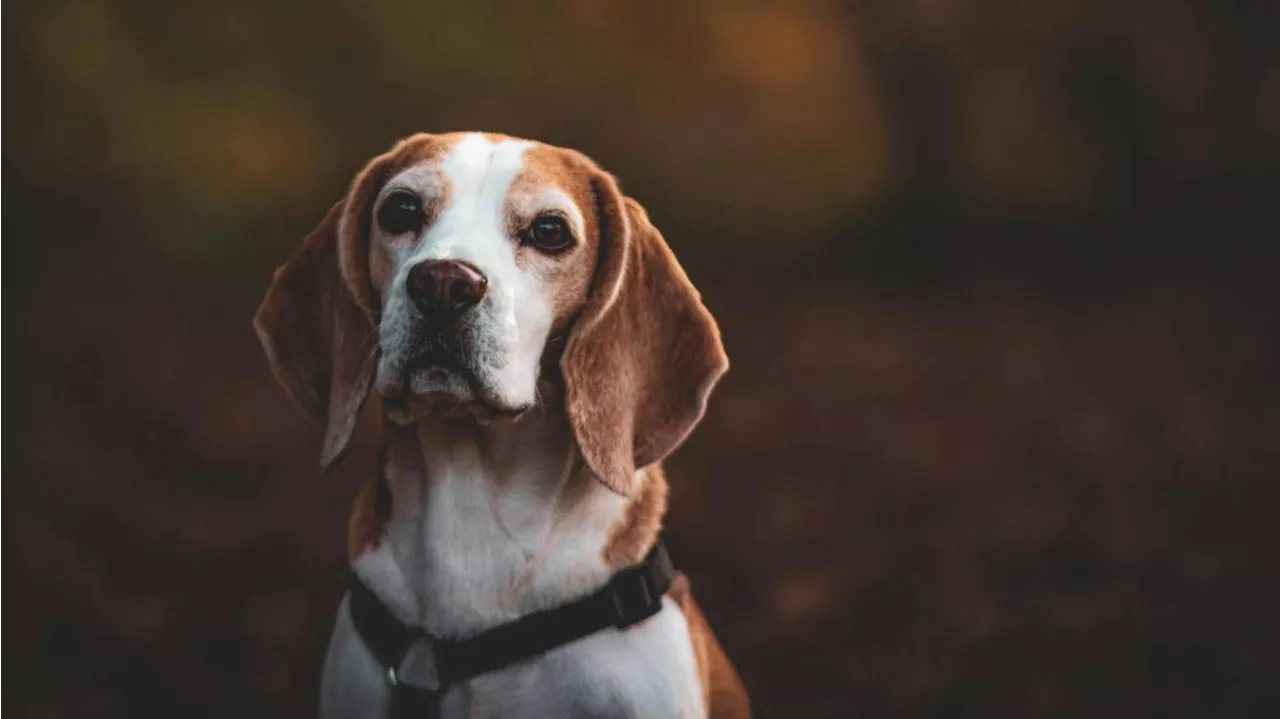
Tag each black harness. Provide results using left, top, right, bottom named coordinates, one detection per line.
left=347, top=540, right=677, bottom=719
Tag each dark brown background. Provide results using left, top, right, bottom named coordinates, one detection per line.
left=6, top=1, right=1280, bottom=717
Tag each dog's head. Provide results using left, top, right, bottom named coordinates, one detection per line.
left=254, top=132, right=727, bottom=495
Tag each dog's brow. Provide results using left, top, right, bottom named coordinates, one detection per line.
left=379, top=163, right=447, bottom=202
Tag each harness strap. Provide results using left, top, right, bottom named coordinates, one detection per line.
left=348, top=539, right=676, bottom=719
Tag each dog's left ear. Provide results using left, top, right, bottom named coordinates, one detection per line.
left=254, top=156, right=390, bottom=468
left=562, top=171, right=729, bottom=496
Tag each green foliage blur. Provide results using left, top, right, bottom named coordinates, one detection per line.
left=9, top=0, right=1276, bottom=285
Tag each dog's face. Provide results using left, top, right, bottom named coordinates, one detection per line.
left=255, top=132, right=728, bottom=495
left=362, top=134, right=598, bottom=423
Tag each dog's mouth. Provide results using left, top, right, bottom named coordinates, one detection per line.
left=405, top=349, right=473, bottom=385
left=381, top=347, right=526, bottom=424
left=396, top=347, right=480, bottom=403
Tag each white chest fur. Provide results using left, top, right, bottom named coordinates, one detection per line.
left=318, top=417, right=704, bottom=719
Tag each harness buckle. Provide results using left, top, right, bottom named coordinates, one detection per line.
left=386, top=643, right=446, bottom=719
left=608, top=567, right=662, bottom=628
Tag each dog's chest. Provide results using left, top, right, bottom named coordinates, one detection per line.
left=328, top=449, right=703, bottom=718
left=436, top=600, right=701, bottom=718
left=366, top=448, right=627, bottom=632
left=322, top=591, right=702, bottom=719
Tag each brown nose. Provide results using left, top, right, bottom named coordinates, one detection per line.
left=406, top=259, right=488, bottom=316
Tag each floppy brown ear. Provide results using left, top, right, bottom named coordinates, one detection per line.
left=253, top=199, right=380, bottom=469
left=562, top=173, right=729, bottom=496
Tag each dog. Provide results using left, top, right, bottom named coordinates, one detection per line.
left=255, top=132, right=750, bottom=718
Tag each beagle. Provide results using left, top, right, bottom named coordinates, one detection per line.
left=254, top=132, right=751, bottom=718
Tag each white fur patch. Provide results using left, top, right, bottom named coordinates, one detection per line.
left=321, top=415, right=704, bottom=718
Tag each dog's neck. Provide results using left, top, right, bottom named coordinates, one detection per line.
left=350, top=398, right=666, bottom=638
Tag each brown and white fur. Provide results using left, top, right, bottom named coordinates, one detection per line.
left=255, top=132, right=750, bottom=718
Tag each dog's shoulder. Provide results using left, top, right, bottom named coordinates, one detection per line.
left=668, top=572, right=753, bottom=719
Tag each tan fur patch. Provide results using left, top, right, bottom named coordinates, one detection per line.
left=255, top=133, right=468, bottom=469
left=560, top=173, right=730, bottom=496
left=602, top=464, right=669, bottom=567
left=253, top=200, right=380, bottom=468
left=669, top=573, right=754, bottom=719
left=360, top=134, right=459, bottom=301
left=506, top=143, right=603, bottom=332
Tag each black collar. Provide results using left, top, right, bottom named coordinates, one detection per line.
left=347, top=539, right=677, bottom=719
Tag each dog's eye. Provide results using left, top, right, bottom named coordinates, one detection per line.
left=524, top=215, right=573, bottom=253
left=377, top=191, right=425, bottom=236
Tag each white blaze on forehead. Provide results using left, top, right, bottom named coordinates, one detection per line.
left=443, top=133, right=532, bottom=207
left=417, top=134, right=532, bottom=261
left=408, top=133, right=534, bottom=309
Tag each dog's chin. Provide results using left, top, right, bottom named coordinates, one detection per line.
left=381, top=365, right=530, bottom=425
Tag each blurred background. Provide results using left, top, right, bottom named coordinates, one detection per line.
left=6, top=0, right=1280, bottom=716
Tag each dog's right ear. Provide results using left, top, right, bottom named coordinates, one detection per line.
left=561, top=171, right=729, bottom=497
left=254, top=157, right=392, bottom=469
